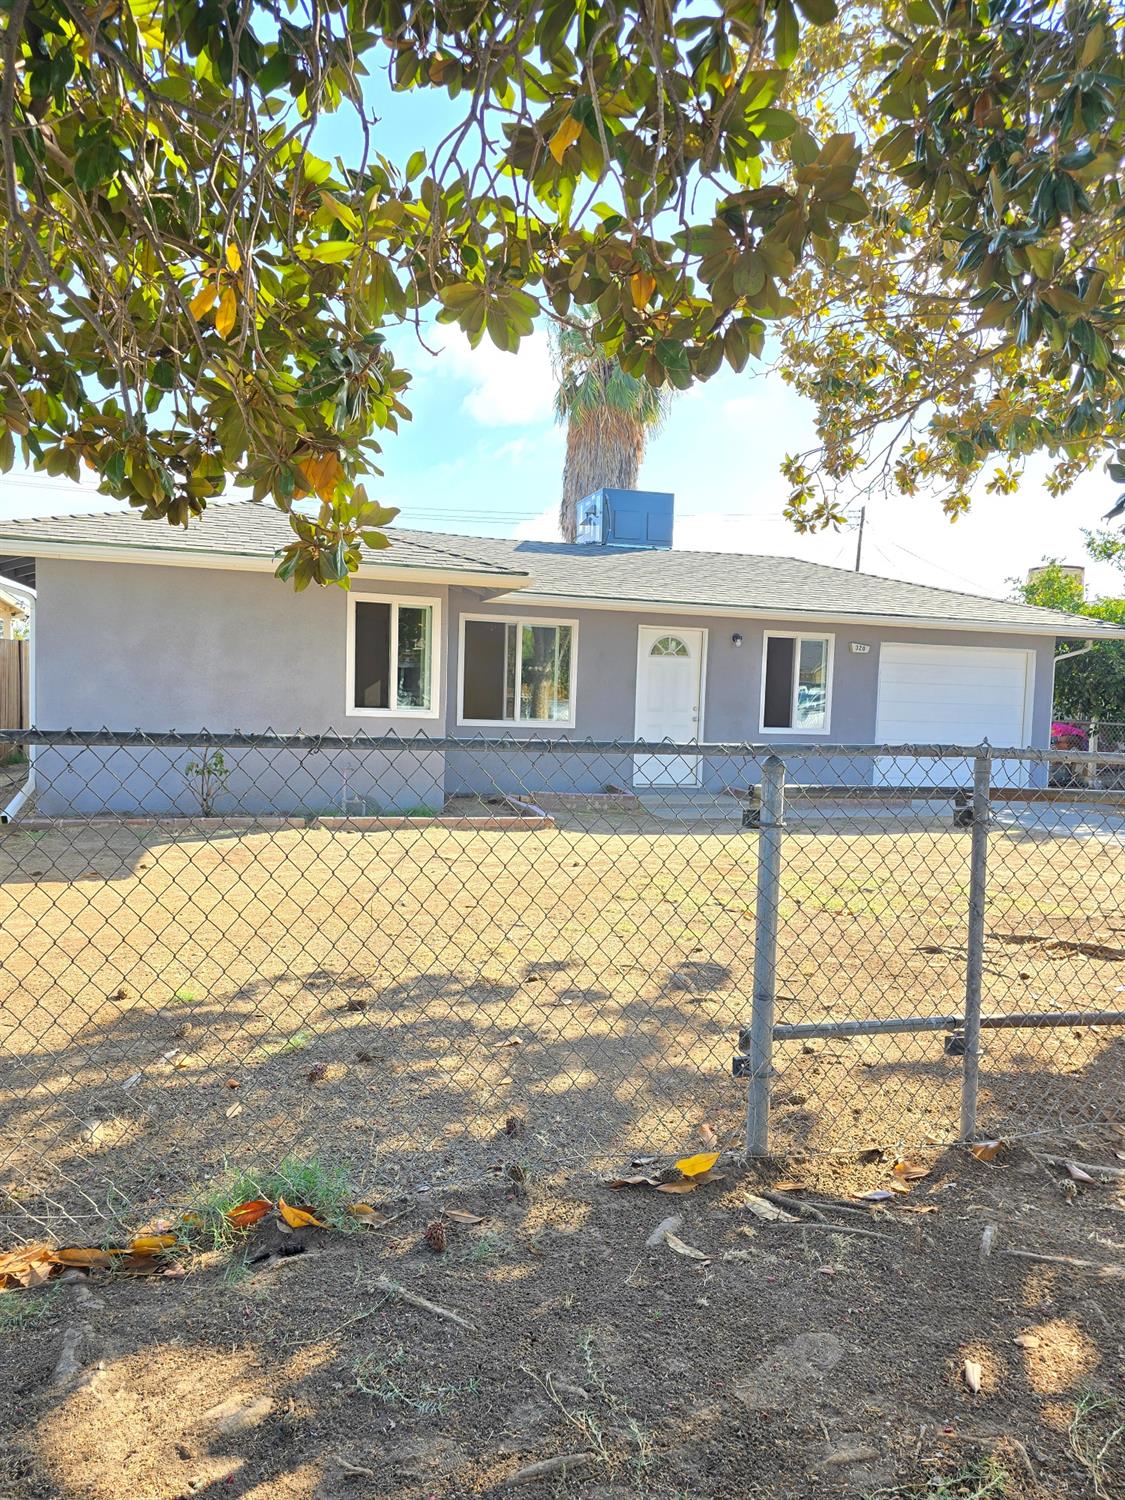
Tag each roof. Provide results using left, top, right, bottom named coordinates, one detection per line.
left=0, top=500, right=1118, bottom=639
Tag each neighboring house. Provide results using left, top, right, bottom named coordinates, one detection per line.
left=0, top=584, right=28, bottom=640
left=0, top=490, right=1120, bottom=813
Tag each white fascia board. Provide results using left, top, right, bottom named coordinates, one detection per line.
left=0, top=538, right=530, bottom=591
left=485, top=590, right=1123, bottom=640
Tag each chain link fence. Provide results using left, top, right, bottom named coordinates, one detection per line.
left=1, top=729, right=1122, bottom=1243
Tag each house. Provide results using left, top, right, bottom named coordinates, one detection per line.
left=0, top=490, right=1119, bottom=814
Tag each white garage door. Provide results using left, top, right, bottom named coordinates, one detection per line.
left=875, top=643, right=1033, bottom=786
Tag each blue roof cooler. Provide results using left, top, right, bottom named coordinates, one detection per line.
left=575, top=488, right=674, bottom=549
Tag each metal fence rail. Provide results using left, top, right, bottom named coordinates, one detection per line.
left=1, top=729, right=1122, bottom=1242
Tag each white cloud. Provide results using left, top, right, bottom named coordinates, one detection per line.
left=513, top=504, right=558, bottom=541
left=438, top=328, right=555, bottom=428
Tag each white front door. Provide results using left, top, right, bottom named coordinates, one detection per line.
left=633, top=627, right=706, bottom=787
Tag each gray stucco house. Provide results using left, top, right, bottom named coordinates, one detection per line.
left=0, top=490, right=1118, bottom=813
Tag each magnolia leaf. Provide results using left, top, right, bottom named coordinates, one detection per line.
left=673, top=1151, right=721, bottom=1179
left=189, top=283, right=218, bottom=319
left=129, top=1234, right=178, bottom=1255
left=1064, top=1161, right=1097, bottom=1184
left=445, top=1209, right=485, bottom=1224
left=963, top=1359, right=983, bottom=1394
left=348, top=1203, right=389, bottom=1226
left=225, top=242, right=242, bottom=273
left=549, top=114, right=582, bottom=164
left=50, top=1247, right=116, bottom=1269
left=215, top=285, right=237, bottom=338
left=277, top=1196, right=324, bottom=1229
left=629, top=271, right=656, bottom=309
left=226, top=1198, right=273, bottom=1229
left=970, top=1140, right=1004, bottom=1162
left=663, top=1231, right=709, bottom=1261
left=744, top=1194, right=796, bottom=1222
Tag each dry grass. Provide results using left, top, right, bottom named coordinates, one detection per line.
left=0, top=810, right=1120, bottom=1237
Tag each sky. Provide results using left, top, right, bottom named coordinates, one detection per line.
left=1, top=62, right=1122, bottom=605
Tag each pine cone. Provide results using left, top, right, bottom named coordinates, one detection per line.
left=423, top=1220, right=446, bottom=1254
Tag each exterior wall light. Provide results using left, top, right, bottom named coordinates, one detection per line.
left=731, top=632, right=744, bottom=647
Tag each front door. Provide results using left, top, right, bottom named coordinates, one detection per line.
left=633, top=627, right=705, bottom=787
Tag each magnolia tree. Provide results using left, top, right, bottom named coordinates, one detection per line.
left=0, top=0, right=1122, bottom=587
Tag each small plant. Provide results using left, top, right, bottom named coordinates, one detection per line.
left=0, top=1287, right=58, bottom=1332
left=529, top=1330, right=652, bottom=1481
left=1069, top=1390, right=1124, bottom=1500
left=186, top=1155, right=358, bottom=1248
left=260, top=1029, right=313, bottom=1057
left=172, top=985, right=202, bottom=1005
left=866, top=1453, right=1014, bottom=1499
left=353, top=1345, right=478, bottom=1414
left=401, top=804, right=441, bottom=818
left=184, top=750, right=230, bottom=817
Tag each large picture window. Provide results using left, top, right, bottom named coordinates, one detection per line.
left=348, top=596, right=438, bottom=716
left=460, top=616, right=576, bottom=726
left=761, top=632, right=832, bottom=732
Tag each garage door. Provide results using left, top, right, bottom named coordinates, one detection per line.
left=875, top=643, right=1033, bottom=786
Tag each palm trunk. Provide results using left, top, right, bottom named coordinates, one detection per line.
left=559, top=411, right=646, bottom=542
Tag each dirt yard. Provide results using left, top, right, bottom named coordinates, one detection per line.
left=0, top=812, right=1122, bottom=1496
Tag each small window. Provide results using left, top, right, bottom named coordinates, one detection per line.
left=650, top=635, right=689, bottom=657
left=349, top=597, right=438, bottom=715
left=762, top=633, right=832, bottom=731
left=461, top=617, right=576, bottom=725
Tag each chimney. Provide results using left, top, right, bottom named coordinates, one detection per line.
left=574, top=488, right=674, bottom=549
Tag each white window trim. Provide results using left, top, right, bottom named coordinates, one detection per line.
left=345, top=592, right=442, bottom=719
left=457, top=612, right=579, bottom=729
left=760, top=630, right=835, bottom=735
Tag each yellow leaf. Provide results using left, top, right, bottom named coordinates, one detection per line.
left=128, top=1233, right=177, bottom=1255
left=50, top=1246, right=116, bottom=1269
left=278, top=1196, right=323, bottom=1229
left=225, top=242, right=242, bottom=274
left=348, top=1203, right=389, bottom=1227
left=215, top=284, right=237, bottom=339
left=189, top=283, right=217, bottom=319
left=629, top=271, right=656, bottom=310
left=300, top=450, right=341, bottom=499
left=673, top=1151, right=721, bottom=1179
left=549, top=114, right=582, bottom=164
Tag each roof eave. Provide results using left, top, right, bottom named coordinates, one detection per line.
left=487, top=589, right=1120, bottom=639
left=0, top=537, right=531, bottom=592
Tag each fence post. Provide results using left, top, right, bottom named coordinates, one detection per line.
left=960, top=751, right=992, bottom=1141
left=745, top=754, right=786, bottom=1157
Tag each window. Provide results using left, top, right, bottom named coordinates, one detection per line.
left=650, top=635, right=689, bottom=657
left=348, top=596, right=439, bottom=716
left=460, top=616, right=576, bottom=725
left=761, top=632, right=832, bottom=732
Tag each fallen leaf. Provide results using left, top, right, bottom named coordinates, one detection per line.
left=970, top=1140, right=1004, bottom=1162
left=605, top=1174, right=661, bottom=1190
left=445, top=1209, right=485, bottom=1225
left=348, top=1203, right=389, bottom=1227
left=225, top=1102, right=243, bottom=1118
left=128, top=1234, right=177, bottom=1255
left=0, top=1243, right=56, bottom=1289
left=893, top=1160, right=932, bottom=1181
left=115, top=1253, right=173, bottom=1275
left=121, top=1072, right=142, bottom=1091
left=630, top=1156, right=658, bottom=1167
left=963, top=1359, right=982, bottom=1394
left=306, top=1061, right=328, bottom=1084
left=1064, top=1161, right=1097, bottom=1184
left=673, top=1151, right=721, bottom=1179
left=901, top=1204, right=939, bottom=1215
left=744, top=1194, right=796, bottom=1222
left=773, top=1179, right=807, bottom=1193
left=654, top=1180, right=699, bottom=1195
left=698, top=1123, right=718, bottom=1149
left=225, top=1078, right=240, bottom=1089
left=856, top=1189, right=895, bottom=1203
left=1014, top=1333, right=1041, bottom=1350
left=50, top=1247, right=115, bottom=1269
left=162, top=1263, right=187, bottom=1279
left=663, top=1231, right=709, bottom=1261
left=226, top=1198, right=272, bottom=1230
left=888, top=1180, right=912, bottom=1195
left=277, top=1197, right=324, bottom=1230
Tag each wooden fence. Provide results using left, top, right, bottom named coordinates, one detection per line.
left=0, top=639, right=28, bottom=730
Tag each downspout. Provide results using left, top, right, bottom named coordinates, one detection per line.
left=1, top=578, right=35, bottom=823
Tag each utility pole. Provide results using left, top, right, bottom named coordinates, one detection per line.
left=854, top=505, right=866, bottom=572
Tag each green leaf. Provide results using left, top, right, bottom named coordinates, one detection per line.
left=405, top=149, right=427, bottom=181
left=773, top=0, right=799, bottom=67
left=74, top=141, right=121, bottom=193
left=304, top=240, right=356, bottom=264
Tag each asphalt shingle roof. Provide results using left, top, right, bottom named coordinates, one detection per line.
left=0, top=500, right=1117, bottom=636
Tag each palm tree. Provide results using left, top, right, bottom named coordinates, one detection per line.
left=552, top=322, right=671, bottom=542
